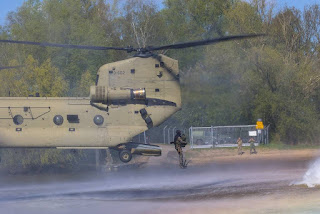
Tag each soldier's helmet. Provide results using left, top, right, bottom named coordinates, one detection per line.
left=176, top=130, right=182, bottom=135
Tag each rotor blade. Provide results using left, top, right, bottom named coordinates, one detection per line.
left=0, top=65, right=23, bottom=70
left=0, top=39, right=133, bottom=51
left=148, top=34, right=265, bottom=51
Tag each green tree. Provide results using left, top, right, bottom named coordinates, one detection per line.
left=115, top=0, right=165, bottom=48
left=6, top=0, right=118, bottom=93
left=161, top=0, right=234, bottom=69
left=73, top=69, right=95, bottom=96
left=0, top=56, right=78, bottom=173
left=0, top=55, right=67, bottom=97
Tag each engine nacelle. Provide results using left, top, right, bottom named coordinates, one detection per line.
left=90, top=86, right=146, bottom=104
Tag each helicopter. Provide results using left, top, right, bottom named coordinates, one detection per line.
left=0, top=34, right=261, bottom=163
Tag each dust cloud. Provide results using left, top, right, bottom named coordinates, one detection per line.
left=295, top=158, right=320, bottom=187
left=0, top=150, right=316, bottom=214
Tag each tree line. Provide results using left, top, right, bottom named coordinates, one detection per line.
left=0, top=0, right=320, bottom=171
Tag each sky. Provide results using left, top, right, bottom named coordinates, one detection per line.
left=0, top=0, right=320, bottom=26
left=0, top=0, right=25, bottom=25
left=276, top=0, right=320, bottom=10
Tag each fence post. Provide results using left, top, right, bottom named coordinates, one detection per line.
left=172, top=127, right=176, bottom=142
left=163, top=125, right=167, bottom=144
left=190, top=126, right=193, bottom=148
left=167, top=127, right=171, bottom=144
left=144, top=131, right=147, bottom=144
left=216, top=127, right=219, bottom=146
left=211, top=126, right=214, bottom=148
left=267, top=125, right=270, bottom=144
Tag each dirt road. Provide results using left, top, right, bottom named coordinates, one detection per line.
left=0, top=146, right=320, bottom=214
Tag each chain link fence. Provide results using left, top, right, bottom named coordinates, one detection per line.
left=189, top=125, right=269, bottom=149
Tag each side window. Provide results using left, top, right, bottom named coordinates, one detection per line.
left=13, top=115, right=24, bottom=125
left=53, top=115, right=64, bottom=126
left=67, top=115, right=79, bottom=123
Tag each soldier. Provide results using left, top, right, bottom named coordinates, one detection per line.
left=172, top=130, right=187, bottom=168
left=249, top=137, right=257, bottom=154
left=174, top=130, right=184, bottom=154
left=237, top=137, right=243, bottom=155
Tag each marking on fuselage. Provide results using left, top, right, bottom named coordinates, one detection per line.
left=0, top=107, right=51, bottom=120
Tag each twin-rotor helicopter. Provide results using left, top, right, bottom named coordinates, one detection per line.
left=0, top=34, right=261, bottom=163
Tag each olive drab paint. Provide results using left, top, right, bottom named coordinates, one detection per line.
left=0, top=54, right=181, bottom=149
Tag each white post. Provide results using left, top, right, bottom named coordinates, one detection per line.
left=167, top=127, right=171, bottom=144
left=163, top=125, right=167, bottom=144
left=172, top=127, right=176, bottom=142
left=189, top=126, right=193, bottom=149
left=211, top=126, right=214, bottom=148
left=144, top=131, right=147, bottom=144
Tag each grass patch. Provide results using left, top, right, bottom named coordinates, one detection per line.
left=188, top=142, right=320, bottom=152
left=260, top=142, right=320, bottom=150
left=191, top=146, right=236, bottom=151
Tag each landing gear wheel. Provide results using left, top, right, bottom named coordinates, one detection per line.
left=119, top=150, right=132, bottom=163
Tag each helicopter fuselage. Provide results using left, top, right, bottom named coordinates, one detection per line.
left=0, top=97, right=177, bottom=148
left=0, top=55, right=182, bottom=151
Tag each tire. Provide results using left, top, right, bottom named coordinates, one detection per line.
left=119, top=150, right=132, bottom=163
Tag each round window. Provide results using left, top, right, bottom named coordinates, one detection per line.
left=93, top=115, right=104, bottom=126
left=53, top=115, right=64, bottom=126
left=13, top=115, right=24, bottom=125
